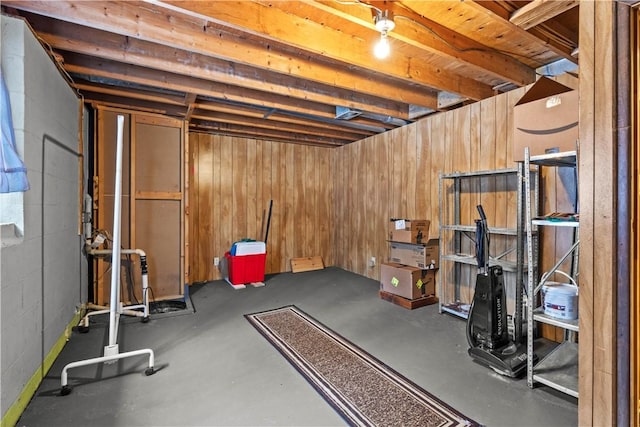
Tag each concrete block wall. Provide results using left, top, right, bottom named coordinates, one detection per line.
left=1, top=15, right=88, bottom=419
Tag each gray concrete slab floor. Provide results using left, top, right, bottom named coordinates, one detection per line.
left=16, top=267, right=578, bottom=427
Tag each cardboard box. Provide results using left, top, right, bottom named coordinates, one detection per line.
left=513, top=77, right=578, bottom=162
left=388, top=219, right=430, bottom=244
left=389, top=239, right=439, bottom=270
left=380, top=263, right=436, bottom=300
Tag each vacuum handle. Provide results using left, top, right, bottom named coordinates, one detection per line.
left=476, top=204, right=489, bottom=273
left=477, top=204, right=487, bottom=223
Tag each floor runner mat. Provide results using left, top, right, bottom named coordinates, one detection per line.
left=245, top=305, right=481, bottom=427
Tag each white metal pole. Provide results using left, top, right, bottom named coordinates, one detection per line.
left=59, top=125, right=156, bottom=394
left=108, top=115, right=125, bottom=347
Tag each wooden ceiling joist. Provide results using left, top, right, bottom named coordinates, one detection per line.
left=468, top=1, right=578, bottom=62
left=510, top=0, right=579, bottom=30
left=160, top=0, right=509, bottom=95
left=193, top=101, right=375, bottom=138
left=189, top=110, right=366, bottom=142
left=61, top=53, right=394, bottom=127
left=73, top=80, right=185, bottom=106
left=5, top=0, right=494, bottom=101
left=300, top=0, right=536, bottom=87
left=24, top=12, right=431, bottom=117
left=190, top=120, right=344, bottom=148
left=413, top=1, right=576, bottom=64
left=2, top=0, right=579, bottom=146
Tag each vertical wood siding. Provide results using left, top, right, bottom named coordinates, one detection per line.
left=188, top=85, right=574, bottom=294
left=333, top=88, right=535, bottom=283
left=579, top=1, right=618, bottom=425
left=188, top=134, right=335, bottom=282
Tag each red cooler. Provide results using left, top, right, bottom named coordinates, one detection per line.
left=225, top=251, right=266, bottom=285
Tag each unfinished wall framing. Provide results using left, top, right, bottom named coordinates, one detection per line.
left=94, top=107, right=186, bottom=304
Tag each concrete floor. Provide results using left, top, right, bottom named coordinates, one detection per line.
left=17, top=267, right=578, bottom=427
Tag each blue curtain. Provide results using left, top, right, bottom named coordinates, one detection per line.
left=1, top=69, right=29, bottom=193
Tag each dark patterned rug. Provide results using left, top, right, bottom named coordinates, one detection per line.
left=245, top=305, right=481, bottom=427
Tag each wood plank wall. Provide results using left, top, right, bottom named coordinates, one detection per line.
left=578, top=1, right=618, bottom=425
left=188, top=84, right=576, bottom=293
left=188, top=134, right=335, bottom=282
left=332, top=85, right=574, bottom=289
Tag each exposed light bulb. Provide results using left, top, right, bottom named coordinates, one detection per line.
left=374, top=32, right=390, bottom=59
left=373, top=10, right=394, bottom=59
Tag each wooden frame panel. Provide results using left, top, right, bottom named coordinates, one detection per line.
left=94, top=107, right=185, bottom=303
left=132, top=114, right=185, bottom=300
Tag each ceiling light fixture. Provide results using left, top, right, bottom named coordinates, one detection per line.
left=373, top=10, right=395, bottom=59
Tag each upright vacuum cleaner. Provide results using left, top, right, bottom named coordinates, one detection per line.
left=466, top=205, right=527, bottom=377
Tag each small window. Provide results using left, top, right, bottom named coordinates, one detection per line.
left=1, top=69, right=28, bottom=246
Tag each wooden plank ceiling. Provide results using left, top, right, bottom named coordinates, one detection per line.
left=2, top=1, right=578, bottom=147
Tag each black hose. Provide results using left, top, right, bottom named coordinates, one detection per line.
left=466, top=299, right=477, bottom=348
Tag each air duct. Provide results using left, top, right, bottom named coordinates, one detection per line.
left=335, top=106, right=409, bottom=127
left=335, top=106, right=363, bottom=120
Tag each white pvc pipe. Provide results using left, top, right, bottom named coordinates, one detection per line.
left=108, top=115, right=125, bottom=347
left=90, top=249, right=146, bottom=257
left=88, top=248, right=150, bottom=319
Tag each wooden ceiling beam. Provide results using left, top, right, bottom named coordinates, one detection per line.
left=73, top=80, right=185, bottom=106
left=82, top=91, right=185, bottom=116
left=510, top=0, right=579, bottom=30
left=190, top=120, right=344, bottom=147
left=190, top=110, right=360, bottom=143
left=4, top=0, right=493, bottom=100
left=65, top=54, right=384, bottom=138
left=59, top=51, right=390, bottom=126
left=477, top=1, right=578, bottom=56
left=466, top=0, right=577, bottom=63
left=302, top=0, right=535, bottom=87
left=408, top=1, right=575, bottom=66
left=193, top=102, right=374, bottom=137
left=155, top=0, right=495, bottom=100
left=21, top=12, right=429, bottom=117
left=75, top=91, right=357, bottom=144
left=2, top=1, right=576, bottom=147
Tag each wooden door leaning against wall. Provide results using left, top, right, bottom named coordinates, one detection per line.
left=94, top=108, right=186, bottom=305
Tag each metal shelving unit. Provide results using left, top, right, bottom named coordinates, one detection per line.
left=524, top=148, right=579, bottom=398
left=438, top=167, right=535, bottom=322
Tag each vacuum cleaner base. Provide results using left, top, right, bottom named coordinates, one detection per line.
left=468, top=342, right=527, bottom=378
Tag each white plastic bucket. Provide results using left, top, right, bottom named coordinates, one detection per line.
left=541, top=282, right=578, bottom=320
